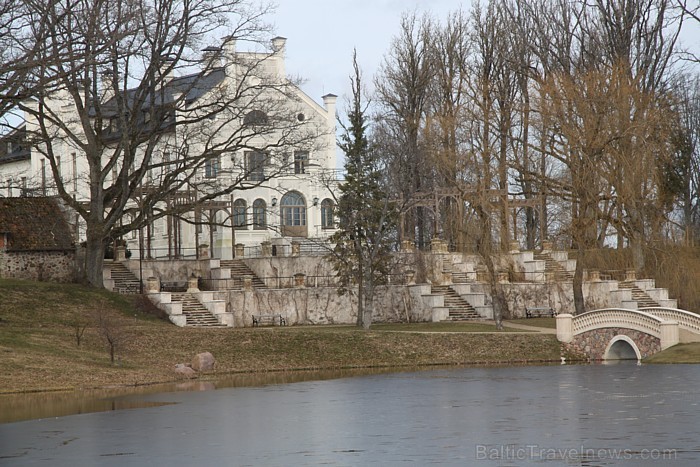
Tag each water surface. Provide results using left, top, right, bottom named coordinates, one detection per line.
left=1, top=364, right=699, bottom=466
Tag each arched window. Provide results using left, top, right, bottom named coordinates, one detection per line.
left=233, top=199, right=247, bottom=229
left=243, top=110, right=268, bottom=126
left=281, top=192, right=306, bottom=226
left=280, top=191, right=307, bottom=237
left=252, top=199, right=267, bottom=230
left=321, top=198, right=335, bottom=229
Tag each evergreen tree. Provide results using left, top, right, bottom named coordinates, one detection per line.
left=330, top=50, right=398, bottom=329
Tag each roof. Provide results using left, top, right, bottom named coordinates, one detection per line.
left=0, top=197, right=74, bottom=251
left=0, top=125, right=31, bottom=166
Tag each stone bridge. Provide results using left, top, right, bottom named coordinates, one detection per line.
left=556, top=307, right=700, bottom=360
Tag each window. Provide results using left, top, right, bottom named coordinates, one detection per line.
left=294, top=151, right=308, bottom=174
left=205, top=156, right=220, bottom=179
left=243, top=110, right=268, bottom=126
left=72, top=153, right=78, bottom=193
left=252, top=199, right=267, bottom=230
left=41, top=159, right=46, bottom=194
left=321, top=199, right=335, bottom=229
left=233, top=199, right=247, bottom=229
left=281, top=191, right=306, bottom=227
left=245, top=151, right=266, bottom=181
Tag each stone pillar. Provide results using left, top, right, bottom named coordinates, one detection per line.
left=146, top=276, right=160, bottom=293
left=294, top=273, right=306, bottom=288
left=556, top=313, right=574, bottom=343
left=187, top=274, right=199, bottom=293
left=261, top=241, right=272, bottom=257
left=291, top=241, right=301, bottom=257
left=198, top=244, right=210, bottom=259
left=242, top=275, right=253, bottom=291
left=545, top=270, right=555, bottom=283
left=625, top=269, right=637, bottom=281
left=588, top=269, right=601, bottom=282
left=405, top=270, right=416, bottom=285
left=431, top=239, right=448, bottom=253
left=401, top=240, right=414, bottom=252
left=476, top=265, right=488, bottom=283
left=234, top=243, right=245, bottom=258
left=660, top=320, right=679, bottom=350
left=115, top=245, right=126, bottom=261
left=541, top=240, right=553, bottom=253
left=442, top=270, right=453, bottom=285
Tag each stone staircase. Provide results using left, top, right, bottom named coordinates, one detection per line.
left=618, top=281, right=660, bottom=308
left=109, top=262, right=141, bottom=294
left=219, top=259, right=267, bottom=289
left=533, top=252, right=573, bottom=281
left=451, top=271, right=472, bottom=284
left=431, top=285, right=482, bottom=321
left=170, top=292, right=227, bottom=327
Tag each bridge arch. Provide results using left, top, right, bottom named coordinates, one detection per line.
left=556, top=308, right=682, bottom=361
left=604, top=335, right=642, bottom=360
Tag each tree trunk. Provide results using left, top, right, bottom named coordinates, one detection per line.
left=573, top=245, right=586, bottom=315
left=84, top=233, right=106, bottom=288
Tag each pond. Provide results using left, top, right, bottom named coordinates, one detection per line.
left=1, top=364, right=699, bottom=466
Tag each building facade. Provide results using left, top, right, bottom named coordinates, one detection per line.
left=0, top=37, right=338, bottom=260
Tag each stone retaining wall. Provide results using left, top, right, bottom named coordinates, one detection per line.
left=0, top=249, right=76, bottom=282
left=227, top=285, right=428, bottom=327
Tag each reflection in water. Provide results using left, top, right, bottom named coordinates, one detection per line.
left=0, top=367, right=416, bottom=424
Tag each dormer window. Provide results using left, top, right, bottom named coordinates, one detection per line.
left=243, top=110, right=268, bottom=126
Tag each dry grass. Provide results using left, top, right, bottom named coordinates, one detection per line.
left=644, top=343, right=700, bottom=364
left=0, top=278, right=562, bottom=394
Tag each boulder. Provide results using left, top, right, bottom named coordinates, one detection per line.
left=174, top=363, right=197, bottom=379
left=191, top=352, right=215, bottom=371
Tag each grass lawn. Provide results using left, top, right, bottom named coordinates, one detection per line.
left=372, top=322, right=531, bottom=333
left=506, top=317, right=557, bottom=329
left=0, top=278, right=563, bottom=393
left=644, top=343, right=700, bottom=363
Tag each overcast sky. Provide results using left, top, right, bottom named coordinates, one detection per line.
left=272, top=0, right=465, bottom=109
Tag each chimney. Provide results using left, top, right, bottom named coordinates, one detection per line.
left=322, top=93, right=338, bottom=168
left=271, top=36, right=287, bottom=78
left=101, top=69, right=115, bottom=102
left=201, top=46, right=223, bottom=69
left=222, top=36, right=237, bottom=64
left=158, top=55, right=175, bottom=85
left=322, top=93, right=337, bottom=123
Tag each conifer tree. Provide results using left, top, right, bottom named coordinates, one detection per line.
left=330, top=50, right=398, bottom=329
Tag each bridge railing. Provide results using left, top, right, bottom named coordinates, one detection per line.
left=571, top=308, right=665, bottom=337
left=557, top=308, right=680, bottom=350
left=640, top=307, right=700, bottom=335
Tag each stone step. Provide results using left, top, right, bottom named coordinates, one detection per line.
left=533, top=252, right=573, bottom=281
left=219, top=260, right=267, bottom=289
left=171, top=292, right=225, bottom=327
left=109, top=262, right=141, bottom=294
left=619, top=282, right=660, bottom=308
left=431, top=285, right=481, bottom=321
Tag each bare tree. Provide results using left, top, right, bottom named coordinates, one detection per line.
left=374, top=12, right=434, bottom=248
left=15, top=1, right=323, bottom=287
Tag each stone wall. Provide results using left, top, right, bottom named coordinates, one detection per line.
left=563, top=328, right=660, bottom=360
left=469, top=281, right=618, bottom=318
left=227, top=285, right=428, bottom=327
left=0, top=249, right=76, bottom=282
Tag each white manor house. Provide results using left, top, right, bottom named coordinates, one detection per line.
left=0, top=37, right=338, bottom=260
